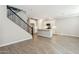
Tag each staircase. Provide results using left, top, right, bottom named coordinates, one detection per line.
left=7, top=5, right=34, bottom=39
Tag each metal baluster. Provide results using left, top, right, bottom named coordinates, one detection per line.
left=7, top=6, right=34, bottom=39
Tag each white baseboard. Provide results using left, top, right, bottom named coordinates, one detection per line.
left=55, top=33, right=79, bottom=38
left=0, top=38, right=31, bottom=47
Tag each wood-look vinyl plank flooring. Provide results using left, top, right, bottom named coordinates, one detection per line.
left=0, top=35, right=79, bottom=54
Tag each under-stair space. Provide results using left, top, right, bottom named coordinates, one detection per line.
left=0, top=5, right=33, bottom=47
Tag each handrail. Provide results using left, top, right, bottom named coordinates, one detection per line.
left=7, top=7, right=32, bottom=28
left=7, top=6, right=34, bottom=37
left=7, top=5, right=22, bottom=12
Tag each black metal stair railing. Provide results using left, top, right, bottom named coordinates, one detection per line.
left=7, top=6, right=33, bottom=37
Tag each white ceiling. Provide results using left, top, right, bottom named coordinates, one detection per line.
left=12, top=5, right=79, bottom=19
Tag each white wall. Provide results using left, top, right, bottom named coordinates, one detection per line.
left=12, top=5, right=79, bottom=37
left=56, top=16, right=79, bottom=37
left=12, top=5, right=79, bottom=19
left=0, top=5, right=32, bottom=47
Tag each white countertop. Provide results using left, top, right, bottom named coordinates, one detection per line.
left=38, top=29, right=51, bottom=31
